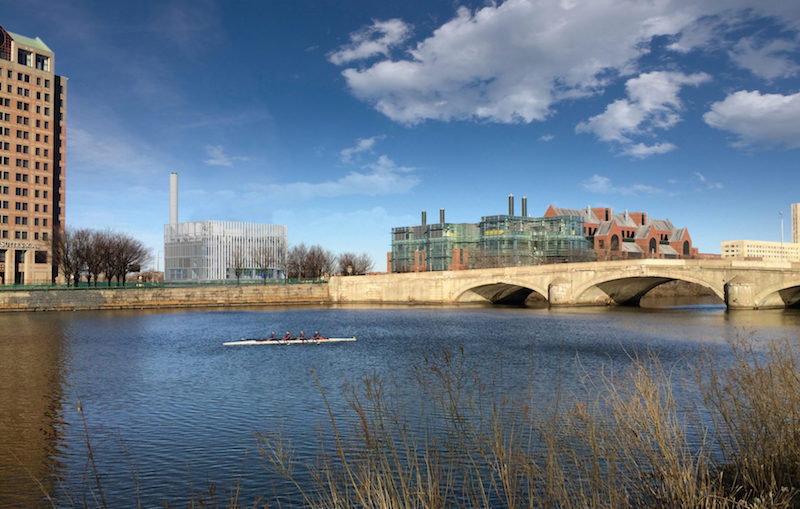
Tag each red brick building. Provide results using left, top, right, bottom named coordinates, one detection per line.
left=544, top=205, right=698, bottom=260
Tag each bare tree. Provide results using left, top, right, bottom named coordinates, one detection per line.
left=305, top=245, right=335, bottom=279
left=251, top=244, right=274, bottom=284
left=337, top=252, right=374, bottom=275
left=230, top=247, right=247, bottom=285
left=108, top=233, right=149, bottom=286
left=54, top=228, right=87, bottom=287
left=287, top=243, right=308, bottom=279
left=85, top=230, right=111, bottom=286
left=354, top=253, right=374, bottom=274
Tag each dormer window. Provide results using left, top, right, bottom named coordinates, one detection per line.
left=17, top=49, right=31, bottom=66
left=35, top=54, right=49, bottom=71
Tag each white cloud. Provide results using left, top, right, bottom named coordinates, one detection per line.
left=329, top=19, right=411, bottom=65
left=340, top=135, right=385, bottom=163
left=203, top=145, right=249, bottom=167
left=622, top=142, right=677, bottom=158
left=247, top=155, right=418, bottom=201
left=693, top=171, right=723, bottom=189
left=582, top=174, right=661, bottom=195
left=576, top=71, right=709, bottom=156
left=332, top=0, right=799, bottom=125
left=703, top=90, right=800, bottom=149
left=729, top=37, right=800, bottom=80
left=538, top=134, right=554, bottom=142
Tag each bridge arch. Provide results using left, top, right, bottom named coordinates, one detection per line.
left=754, top=280, right=800, bottom=309
left=454, top=279, right=549, bottom=306
left=573, top=272, right=724, bottom=307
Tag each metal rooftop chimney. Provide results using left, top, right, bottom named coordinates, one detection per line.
left=508, top=194, right=514, bottom=216
left=522, top=196, right=527, bottom=217
left=421, top=210, right=427, bottom=226
left=169, top=172, right=178, bottom=227
left=440, top=208, right=445, bottom=224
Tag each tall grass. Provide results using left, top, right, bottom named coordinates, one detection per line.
left=258, top=339, right=800, bottom=508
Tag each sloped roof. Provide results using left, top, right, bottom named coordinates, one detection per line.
left=660, top=244, right=678, bottom=255
left=595, top=221, right=613, bottom=236
left=622, top=243, right=643, bottom=253
left=670, top=227, right=687, bottom=242
left=611, top=212, right=637, bottom=228
left=635, top=224, right=653, bottom=239
left=550, top=206, right=599, bottom=223
left=8, top=31, right=51, bottom=53
left=648, top=218, right=675, bottom=231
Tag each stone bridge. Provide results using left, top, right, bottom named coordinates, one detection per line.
left=328, top=259, right=800, bottom=309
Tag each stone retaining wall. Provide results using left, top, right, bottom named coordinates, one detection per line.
left=0, top=284, right=330, bottom=312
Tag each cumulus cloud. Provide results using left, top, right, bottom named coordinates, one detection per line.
left=582, top=174, right=661, bottom=195
left=329, top=19, right=411, bottom=65
left=340, top=135, right=385, bottom=163
left=729, top=37, right=800, bottom=79
left=331, top=0, right=798, bottom=126
left=703, top=90, right=800, bottom=148
left=204, top=145, right=249, bottom=167
left=576, top=71, right=709, bottom=156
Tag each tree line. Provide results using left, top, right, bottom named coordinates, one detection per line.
left=284, top=243, right=373, bottom=279
left=56, top=228, right=150, bottom=287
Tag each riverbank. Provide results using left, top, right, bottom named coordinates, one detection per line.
left=0, top=283, right=329, bottom=312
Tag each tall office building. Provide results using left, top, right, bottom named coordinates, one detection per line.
left=0, top=25, right=65, bottom=284
left=792, top=203, right=800, bottom=244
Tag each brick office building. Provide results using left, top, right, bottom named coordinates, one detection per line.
left=544, top=205, right=697, bottom=260
left=0, top=25, right=65, bottom=284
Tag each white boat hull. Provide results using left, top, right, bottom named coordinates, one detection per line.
left=223, top=337, right=356, bottom=346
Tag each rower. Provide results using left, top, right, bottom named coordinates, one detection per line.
left=282, top=331, right=292, bottom=341
left=297, top=331, right=307, bottom=340
left=267, top=331, right=277, bottom=341
left=311, top=331, right=324, bottom=340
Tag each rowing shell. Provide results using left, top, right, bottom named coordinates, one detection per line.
left=223, top=337, right=356, bottom=346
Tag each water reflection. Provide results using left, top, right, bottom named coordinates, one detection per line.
left=0, top=313, right=68, bottom=507
left=0, top=303, right=799, bottom=506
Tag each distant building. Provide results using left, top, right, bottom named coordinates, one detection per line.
left=544, top=205, right=697, bottom=260
left=0, top=25, right=66, bottom=284
left=721, top=240, right=800, bottom=262
left=163, top=173, right=286, bottom=281
left=389, top=198, right=700, bottom=273
left=389, top=197, right=592, bottom=273
left=792, top=203, right=800, bottom=244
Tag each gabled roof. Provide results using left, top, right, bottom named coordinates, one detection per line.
left=670, top=227, right=687, bottom=242
left=550, top=206, right=599, bottom=223
left=611, top=212, right=637, bottom=228
left=635, top=224, right=653, bottom=239
left=622, top=243, right=643, bottom=253
left=648, top=218, right=675, bottom=231
left=8, top=31, right=51, bottom=53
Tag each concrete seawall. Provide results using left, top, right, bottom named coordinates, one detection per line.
left=0, top=284, right=330, bottom=312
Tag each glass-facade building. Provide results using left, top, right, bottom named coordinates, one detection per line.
left=390, top=214, right=592, bottom=272
left=164, top=221, right=286, bottom=281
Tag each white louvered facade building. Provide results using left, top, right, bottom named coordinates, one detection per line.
left=164, top=221, right=287, bottom=282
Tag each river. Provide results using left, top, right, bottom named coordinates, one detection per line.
left=1, top=301, right=799, bottom=507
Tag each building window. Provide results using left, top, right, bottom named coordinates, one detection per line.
left=35, top=54, right=49, bottom=71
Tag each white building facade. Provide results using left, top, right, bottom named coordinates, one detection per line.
left=792, top=203, right=800, bottom=244
left=164, top=220, right=287, bottom=281
left=721, top=239, right=800, bottom=262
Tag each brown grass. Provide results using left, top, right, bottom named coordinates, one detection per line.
left=258, top=339, right=800, bottom=508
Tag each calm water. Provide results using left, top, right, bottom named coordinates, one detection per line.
left=2, top=302, right=800, bottom=507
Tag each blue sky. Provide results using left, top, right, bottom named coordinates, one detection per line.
left=4, top=0, right=800, bottom=270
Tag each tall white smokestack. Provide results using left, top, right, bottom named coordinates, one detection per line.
left=169, top=172, right=178, bottom=227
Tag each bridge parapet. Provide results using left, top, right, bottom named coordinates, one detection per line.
left=328, top=259, right=800, bottom=310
